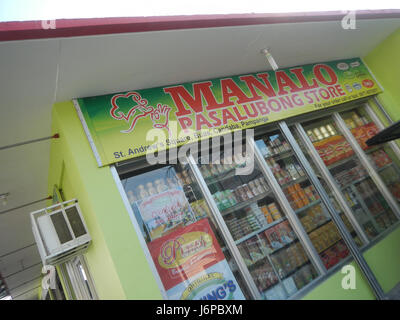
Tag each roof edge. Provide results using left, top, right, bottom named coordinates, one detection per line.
left=1, top=10, right=400, bottom=41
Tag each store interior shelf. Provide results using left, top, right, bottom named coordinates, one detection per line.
left=247, top=239, right=299, bottom=269
left=340, top=175, right=370, bottom=190
left=294, top=200, right=321, bottom=215
left=305, top=218, right=332, bottom=234
left=327, top=155, right=356, bottom=170
left=279, top=175, right=308, bottom=189
left=376, top=162, right=395, bottom=172
left=279, top=261, right=311, bottom=282
left=264, top=149, right=294, bottom=162
left=365, top=145, right=382, bottom=154
left=317, top=238, right=342, bottom=254
left=221, top=191, right=272, bottom=216
left=203, top=167, right=238, bottom=185
left=234, top=217, right=287, bottom=246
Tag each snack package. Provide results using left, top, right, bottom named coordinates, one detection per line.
left=351, top=126, right=368, bottom=150
left=264, top=225, right=283, bottom=249
left=276, top=221, right=295, bottom=244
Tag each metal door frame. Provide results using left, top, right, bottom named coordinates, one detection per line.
left=279, top=120, right=386, bottom=300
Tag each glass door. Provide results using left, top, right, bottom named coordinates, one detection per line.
left=340, top=106, right=400, bottom=230
left=120, top=163, right=251, bottom=300
left=300, top=114, right=398, bottom=240
left=255, top=131, right=356, bottom=271
left=194, top=141, right=321, bottom=300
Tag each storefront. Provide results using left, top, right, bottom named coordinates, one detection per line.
left=46, top=35, right=400, bottom=299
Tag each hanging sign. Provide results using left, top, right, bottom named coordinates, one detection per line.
left=75, top=57, right=381, bottom=166
left=147, top=218, right=245, bottom=300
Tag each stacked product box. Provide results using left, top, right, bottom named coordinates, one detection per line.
left=313, top=135, right=354, bottom=166
left=309, top=221, right=341, bottom=253
left=284, top=183, right=320, bottom=210
left=250, top=262, right=279, bottom=293
left=333, top=164, right=368, bottom=188
left=320, top=240, right=349, bottom=269
left=369, top=149, right=392, bottom=168
left=299, top=204, right=328, bottom=232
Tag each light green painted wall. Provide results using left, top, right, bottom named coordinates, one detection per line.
left=48, top=100, right=162, bottom=299
left=364, top=28, right=400, bottom=122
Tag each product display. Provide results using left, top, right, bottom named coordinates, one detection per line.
left=304, top=115, right=399, bottom=241
left=196, top=146, right=318, bottom=299
left=120, top=105, right=399, bottom=300
left=257, top=132, right=355, bottom=270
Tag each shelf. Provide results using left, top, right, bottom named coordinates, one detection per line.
left=264, top=149, right=294, bottom=162
left=327, top=155, right=356, bottom=171
left=203, top=167, right=237, bottom=185
left=279, top=175, right=308, bottom=189
left=317, top=238, right=343, bottom=254
left=234, top=217, right=287, bottom=246
left=294, top=200, right=321, bottom=215
left=247, top=239, right=299, bottom=269
left=376, top=162, right=395, bottom=172
left=220, top=191, right=272, bottom=216
left=305, top=218, right=332, bottom=234
left=279, top=261, right=311, bottom=281
left=340, top=175, right=369, bottom=190
left=365, top=145, right=382, bottom=154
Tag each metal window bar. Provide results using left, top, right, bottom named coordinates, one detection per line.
left=279, top=120, right=386, bottom=300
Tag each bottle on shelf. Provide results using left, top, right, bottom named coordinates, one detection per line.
left=137, top=184, right=149, bottom=199
left=320, top=126, right=330, bottom=138
left=307, top=130, right=317, bottom=142
left=146, top=182, right=157, bottom=196
left=326, top=124, right=337, bottom=136
left=313, top=128, right=324, bottom=141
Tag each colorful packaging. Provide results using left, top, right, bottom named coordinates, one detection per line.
left=264, top=226, right=283, bottom=249
left=268, top=203, right=282, bottom=221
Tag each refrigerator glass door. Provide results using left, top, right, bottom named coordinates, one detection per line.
left=256, top=131, right=355, bottom=270
left=340, top=107, right=400, bottom=227
left=196, top=143, right=320, bottom=299
left=121, top=163, right=251, bottom=300
left=301, top=115, right=397, bottom=239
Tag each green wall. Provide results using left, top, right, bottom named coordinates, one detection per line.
left=48, top=101, right=162, bottom=299
left=364, top=28, right=400, bottom=122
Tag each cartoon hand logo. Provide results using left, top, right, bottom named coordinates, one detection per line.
left=110, top=92, right=154, bottom=133
left=150, top=104, right=172, bottom=135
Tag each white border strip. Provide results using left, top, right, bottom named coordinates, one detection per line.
left=73, top=99, right=103, bottom=167
left=110, top=165, right=168, bottom=300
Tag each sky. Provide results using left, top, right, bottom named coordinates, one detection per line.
left=0, top=0, right=399, bottom=22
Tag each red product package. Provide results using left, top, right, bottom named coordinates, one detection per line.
left=363, top=122, right=380, bottom=140
left=351, top=126, right=368, bottom=150
left=264, top=225, right=283, bottom=249
left=313, top=143, right=327, bottom=165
